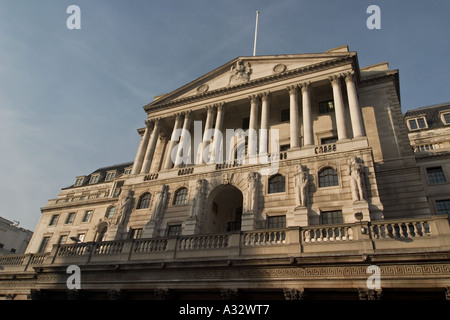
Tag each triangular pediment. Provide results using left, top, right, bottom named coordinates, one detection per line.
left=144, top=48, right=355, bottom=110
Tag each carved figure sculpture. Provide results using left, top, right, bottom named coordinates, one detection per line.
left=349, top=156, right=365, bottom=201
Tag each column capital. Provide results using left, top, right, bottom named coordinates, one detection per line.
left=149, top=117, right=161, bottom=125
left=329, top=74, right=342, bottom=86
left=300, top=82, right=311, bottom=93
left=174, top=112, right=183, bottom=121
left=287, top=84, right=299, bottom=95
left=182, top=110, right=192, bottom=118
left=344, top=71, right=356, bottom=83
left=215, top=102, right=225, bottom=112
left=248, top=93, right=261, bottom=103
left=205, top=105, right=217, bottom=112
left=261, top=91, right=271, bottom=102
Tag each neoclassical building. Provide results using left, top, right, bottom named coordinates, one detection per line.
left=1, top=46, right=449, bottom=300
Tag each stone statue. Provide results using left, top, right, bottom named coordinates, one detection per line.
left=190, top=179, right=206, bottom=218
left=349, top=156, right=365, bottom=202
left=246, top=172, right=258, bottom=212
left=229, top=60, right=252, bottom=85
left=294, top=166, right=309, bottom=207
left=150, top=184, right=168, bottom=221
left=113, top=189, right=133, bottom=226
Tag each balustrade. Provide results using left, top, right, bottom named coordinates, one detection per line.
left=371, top=220, right=431, bottom=239
left=315, top=143, right=337, bottom=154
left=178, top=235, right=228, bottom=250
left=303, top=226, right=353, bottom=243
left=133, top=239, right=167, bottom=253
left=94, top=241, right=124, bottom=255
left=242, top=230, right=286, bottom=246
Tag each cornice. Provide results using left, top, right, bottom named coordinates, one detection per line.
left=144, top=55, right=356, bottom=112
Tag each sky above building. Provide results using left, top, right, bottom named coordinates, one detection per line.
left=0, top=0, right=449, bottom=230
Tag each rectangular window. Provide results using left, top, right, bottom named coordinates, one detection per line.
left=74, top=177, right=84, bottom=187
left=10, top=248, right=16, bottom=253
left=82, top=210, right=93, bottom=223
left=65, top=212, right=76, bottom=224
left=49, top=214, right=59, bottom=226
left=426, top=167, right=446, bottom=184
left=321, top=137, right=338, bottom=145
left=38, top=237, right=50, bottom=253
left=167, top=225, right=182, bottom=237
left=280, top=144, right=290, bottom=152
left=124, top=169, right=132, bottom=175
left=321, top=210, right=343, bottom=225
left=280, top=109, right=290, bottom=122
left=129, top=228, right=143, bottom=239
left=443, top=113, right=450, bottom=124
left=408, top=117, right=427, bottom=130
left=319, top=100, right=334, bottom=114
left=58, top=235, right=68, bottom=245
left=105, top=171, right=116, bottom=182
left=89, top=174, right=100, bottom=184
left=77, top=233, right=86, bottom=243
left=268, top=215, right=286, bottom=229
left=436, top=200, right=450, bottom=219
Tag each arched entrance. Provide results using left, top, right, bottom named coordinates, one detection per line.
left=204, top=184, right=243, bottom=234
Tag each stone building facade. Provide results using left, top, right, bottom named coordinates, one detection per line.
left=0, top=217, right=33, bottom=256
left=1, top=46, right=449, bottom=300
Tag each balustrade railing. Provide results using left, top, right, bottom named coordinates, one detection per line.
left=370, top=220, right=431, bottom=239
left=315, top=143, right=337, bottom=154
left=178, top=235, right=228, bottom=250
left=57, top=243, right=91, bottom=257
left=94, top=241, right=124, bottom=255
left=242, top=230, right=286, bottom=246
left=133, top=239, right=167, bottom=253
left=303, top=225, right=354, bottom=243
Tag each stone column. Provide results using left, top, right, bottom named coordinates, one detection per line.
left=163, top=113, right=184, bottom=170
left=300, top=82, right=314, bottom=146
left=212, top=103, right=225, bottom=163
left=174, top=111, right=192, bottom=168
left=248, top=94, right=260, bottom=157
left=287, top=85, right=300, bottom=149
left=131, top=120, right=152, bottom=175
left=329, top=75, right=348, bottom=140
left=344, top=71, right=366, bottom=138
left=200, top=105, right=216, bottom=164
left=259, top=92, right=270, bottom=155
left=140, top=118, right=161, bottom=174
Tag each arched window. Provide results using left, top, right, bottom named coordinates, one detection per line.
left=105, top=206, right=116, bottom=219
left=97, top=225, right=107, bottom=242
left=318, top=167, right=339, bottom=188
left=173, top=188, right=188, bottom=205
left=137, top=192, right=151, bottom=209
left=268, top=174, right=286, bottom=194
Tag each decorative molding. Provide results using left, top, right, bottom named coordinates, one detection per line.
left=273, top=64, right=287, bottom=74
left=144, top=56, right=356, bottom=112
left=197, top=84, right=209, bottom=94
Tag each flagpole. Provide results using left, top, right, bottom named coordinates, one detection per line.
left=253, top=10, right=260, bottom=56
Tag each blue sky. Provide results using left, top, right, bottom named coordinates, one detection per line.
left=0, top=0, right=449, bottom=230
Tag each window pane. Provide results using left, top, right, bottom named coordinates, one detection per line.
left=77, top=233, right=86, bottom=242
left=49, top=215, right=59, bottom=226
left=319, top=100, right=334, bottom=114
left=268, top=216, right=286, bottom=229
left=319, top=168, right=339, bottom=187
left=38, top=237, right=50, bottom=253
left=427, top=167, right=446, bottom=184
left=321, top=211, right=343, bottom=224
left=174, top=188, right=188, bottom=205
left=138, top=193, right=151, bottom=209
left=444, top=113, right=450, bottom=124
left=321, top=137, right=338, bottom=145
left=268, top=175, right=285, bottom=194
left=167, top=225, right=182, bottom=237
left=58, top=235, right=67, bottom=245
left=65, top=212, right=76, bottom=224
left=105, top=206, right=116, bottom=218
left=83, top=210, right=93, bottom=222
left=436, top=200, right=450, bottom=218
left=417, top=117, right=426, bottom=128
left=409, top=119, right=418, bottom=130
